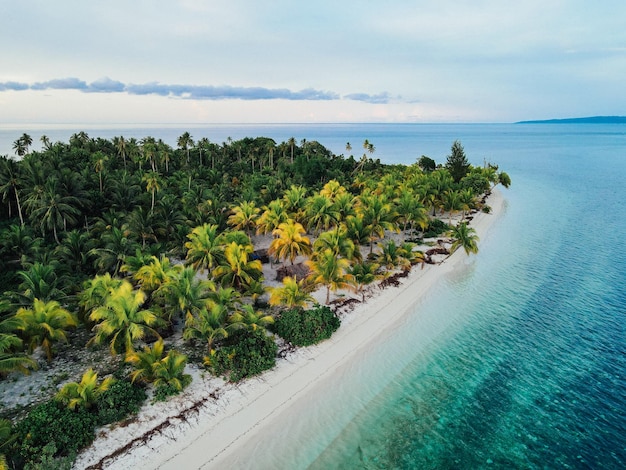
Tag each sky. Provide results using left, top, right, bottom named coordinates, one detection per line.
left=1, top=0, right=625, bottom=124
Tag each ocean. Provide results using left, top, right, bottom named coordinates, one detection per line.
left=2, top=123, right=625, bottom=468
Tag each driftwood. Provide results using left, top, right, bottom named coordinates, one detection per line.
left=275, top=263, right=310, bottom=282
left=425, top=246, right=450, bottom=256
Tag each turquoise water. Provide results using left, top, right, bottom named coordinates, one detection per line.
left=2, top=123, right=625, bottom=468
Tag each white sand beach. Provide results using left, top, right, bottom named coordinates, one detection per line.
left=73, top=190, right=505, bottom=470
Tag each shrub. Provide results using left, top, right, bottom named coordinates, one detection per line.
left=209, top=329, right=277, bottom=382
left=272, top=305, right=340, bottom=347
left=10, top=400, right=96, bottom=466
left=482, top=204, right=492, bottom=213
left=96, top=379, right=147, bottom=425
left=423, top=218, right=450, bottom=238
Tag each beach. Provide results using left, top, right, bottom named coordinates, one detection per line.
left=75, top=189, right=505, bottom=470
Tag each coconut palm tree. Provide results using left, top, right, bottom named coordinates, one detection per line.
left=305, top=194, right=340, bottom=234
left=256, top=199, right=289, bottom=236
left=183, top=303, right=230, bottom=354
left=88, top=281, right=161, bottom=355
left=184, top=223, right=224, bottom=273
left=15, top=262, right=67, bottom=304
left=348, top=262, right=380, bottom=302
left=212, top=241, right=263, bottom=293
left=227, top=200, right=260, bottom=238
left=0, top=303, right=37, bottom=376
left=157, top=266, right=213, bottom=323
left=269, top=220, right=312, bottom=265
left=113, top=135, right=128, bottom=170
left=0, top=156, right=25, bottom=226
left=282, top=185, right=308, bottom=223
left=56, top=368, right=115, bottom=410
left=142, top=171, right=161, bottom=213
left=306, top=248, right=354, bottom=304
left=449, top=222, right=479, bottom=256
left=16, top=299, right=78, bottom=362
left=134, top=255, right=181, bottom=294
left=268, top=276, right=313, bottom=308
left=177, top=132, right=194, bottom=165
left=357, top=192, right=396, bottom=254
left=313, top=227, right=357, bottom=262
left=92, top=151, right=108, bottom=193
left=29, top=180, right=81, bottom=244
left=229, top=304, right=274, bottom=332
left=79, top=273, right=124, bottom=315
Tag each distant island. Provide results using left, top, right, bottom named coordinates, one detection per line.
left=517, top=116, right=626, bottom=124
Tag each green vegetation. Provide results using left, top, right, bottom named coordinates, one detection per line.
left=0, top=133, right=509, bottom=467
left=273, top=305, right=340, bottom=347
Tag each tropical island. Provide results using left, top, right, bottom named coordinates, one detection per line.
left=0, top=133, right=510, bottom=469
left=516, top=115, right=626, bottom=124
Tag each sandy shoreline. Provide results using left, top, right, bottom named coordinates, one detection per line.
left=74, top=190, right=505, bottom=470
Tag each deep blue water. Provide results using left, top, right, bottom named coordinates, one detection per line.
left=2, top=123, right=625, bottom=468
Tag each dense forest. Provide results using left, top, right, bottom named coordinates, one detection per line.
left=0, top=131, right=509, bottom=469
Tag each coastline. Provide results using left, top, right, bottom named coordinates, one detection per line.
left=74, top=189, right=505, bottom=470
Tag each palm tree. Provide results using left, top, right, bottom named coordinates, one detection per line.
left=442, top=190, right=462, bottom=224
left=449, top=222, right=479, bottom=256
left=212, top=241, right=263, bottom=292
left=183, top=303, right=230, bottom=354
left=306, top=248, right=353, bottom=304
left=0, top=156, right=25, bottom=226
left=268, top=276, right=313, bottom=308
left=313, top=227, right=357, bottom=262
left=126, top=338, right=191, bottom=392
left=269, top=220, right=312, bottom=265
left=40, top=134, right=52, bottom=151
left=282, top=185, right=308, bottom=223
left=177, top=132, right=194, bottom=165
left=357, top=192, right=396, bottom=254
left=113, top=136, right=128, bottom=170
left=134, top=255, right=181, bottom=294
left=79, top=273, right=123, bottom=314
left=185, top=223, right=224, bottom=273
left=142, top=171, right=161, bottom=213
left=394, top=190, right=428, bottom=240
left=16, top=299, right=78, bottom=361
left=157, top=266, right=213, bottom=323
left=92, top=152, right=108, bottom=193
left=227, top=200, right=260, bottom=238
left=88, top=281, right=161, bottom=355
left=91, top=226, right=140, bottom=276
left=349, top=262, right=380, bottom=302
left=0, top=304, right=37, bottom=375
left=15, top=262, right=66, bottom=304
left=256, top=199, right=289, bottom=236
left=305, top=194, right=340, bottom=234
left=229, top=304, right=274, bottom=332
left=56, top=368, right=115, bottom=410
left=29, top=179, right=81, bottom=244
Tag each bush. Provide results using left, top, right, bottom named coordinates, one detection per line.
left=153, top=375, right=192, bottom=403
left=482, top=204, right=492, bottom=213
left=210, top=329, right=277, bottom=382
left=11, top=400, right=96, bottom=466
left=96, top=379, right=147, bottom=425
left=273, top=305, right=340, bottom=347
left=423, top=218, right=450, bottom=238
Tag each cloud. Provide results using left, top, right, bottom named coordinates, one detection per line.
left=31, top=77, right=88, bottom=90
left=0, top=81, right=29, bottom=91
left=344, top=92, right=391, bottom=104
left=0, top=77, right=388, bottom=103
left=87, top=77, right=126, bottom=92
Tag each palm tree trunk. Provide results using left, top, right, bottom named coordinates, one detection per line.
left=14, top=186, right=24, bottom=226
